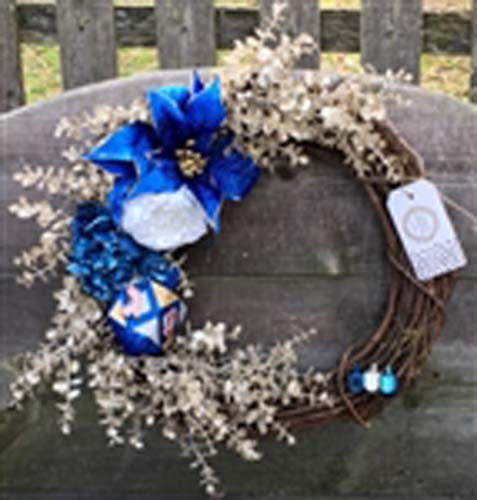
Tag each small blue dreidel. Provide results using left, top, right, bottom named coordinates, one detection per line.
left=363, top=363, right=380, bottom=393
left=108, top=278, right=186, bottom=356
left=379, top=366, right=399, bottom=396
left=347, top=364, right=365, bottom=394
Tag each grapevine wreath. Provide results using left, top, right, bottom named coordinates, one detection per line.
left=7, top=5, right=466, bottom=496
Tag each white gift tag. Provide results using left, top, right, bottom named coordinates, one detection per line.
left=386, top=179, right=467, bottom=281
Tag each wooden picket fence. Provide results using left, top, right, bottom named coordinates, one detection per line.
left=1, top=0, right=477, bottom=113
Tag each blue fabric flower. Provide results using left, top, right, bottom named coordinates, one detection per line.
left=68, top=203, right=181, bottom=302
left=84, top=72, right=260, bottom=250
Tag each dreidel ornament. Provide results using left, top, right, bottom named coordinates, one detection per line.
left=363, top=363, right=380, bottom=393
left=380, top=366, right=399, bottom=396
left=108, top=278, right=186, bottom=356
left=347, top=364, right=365, bottom=395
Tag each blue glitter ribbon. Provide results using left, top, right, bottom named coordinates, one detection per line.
left=68, top=203, right=180, bottom=302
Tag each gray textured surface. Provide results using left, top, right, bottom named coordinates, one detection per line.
left=0, top=0, right=24, bottom=113
left=1, top=70, right=477, bottom=498
left=56, top=0, right=118, bottom=90
left=361, top=0, right=423, bottom=83
left=155, top=0, right=216, bottom=69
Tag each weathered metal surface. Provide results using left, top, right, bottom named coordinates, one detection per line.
left=56, top=0, right=117, bottom=90
left=0, top=0, right=24, bottom=113
left=1, top=70, right=477, bottom=498
left=361, top=0, right=423, bottom=83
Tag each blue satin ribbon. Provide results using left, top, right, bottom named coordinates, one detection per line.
left=84, top=72, right=260, bottom=231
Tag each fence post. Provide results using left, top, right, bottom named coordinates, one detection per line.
left=0, top=0, right=24, bottom=112
left=259, top=0, right=320, bottom=69
left=155, top=0, right=215, bottom=69
left=471, top=0, right=477, bottom=102
left=361, top=0, right=422, bottom=84
left=56, top=0, right=117, bottom=90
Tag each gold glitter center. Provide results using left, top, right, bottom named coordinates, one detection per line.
left=176, top=141, right=207, bottom=178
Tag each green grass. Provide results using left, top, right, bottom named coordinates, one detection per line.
left=22, top=43, right=472, bottom=105
left=118, top=47, right=158, bottom=78
left=22, top=44, right=61, bottom=103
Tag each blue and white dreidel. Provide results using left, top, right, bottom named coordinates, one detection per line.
left=347, top=364, right=365, bottom=395
left=108, top=278, right=186, bottom=356
left=379, top=366, right=399, bottom=396
left=363, top=363, right=380, bottom=393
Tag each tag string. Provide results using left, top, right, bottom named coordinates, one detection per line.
left=364, top=173, right=477, bottom=229
left=441, top=192, right=477, bottom=229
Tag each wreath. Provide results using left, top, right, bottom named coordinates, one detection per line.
left=7, top=5, right=465, bottom=496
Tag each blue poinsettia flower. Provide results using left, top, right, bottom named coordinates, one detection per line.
left=85, top=73, right=260, bottom=251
